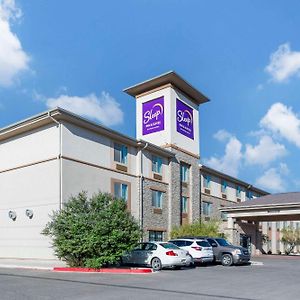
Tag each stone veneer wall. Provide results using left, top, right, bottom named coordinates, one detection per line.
left=168, top=148, right=201, bottom=233
left=142, top=178, right=169, bottom=240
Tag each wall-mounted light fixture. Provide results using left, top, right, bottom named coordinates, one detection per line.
left=8, top=210, right=17, bottom=221
left=25, top=209, right=34, bottom=219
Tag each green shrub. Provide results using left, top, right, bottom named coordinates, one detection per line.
left=170, top=219, right=224, bottom=239
left=42, top=192, right=141, bottom=268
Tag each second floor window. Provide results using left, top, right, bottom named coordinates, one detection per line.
left=114, top=143, right=128, bottom=164
left=152, top=155, right=162, bottom=174
left=203, top=201, right=212, bottom=216
left=181, top=196, right=188, bottom=214
left=152, top=190, right=162, bottom=208
left=180, top=164, right=189, bottom=183
left=203, top=174, right=211, bottom=188
left=114, top=182, right=128, bottom=201
left=221, top=180, right=227, bottom=193
left=236, top=185, right=241, bottom=198
left=246, top=190, right=253, bottom=200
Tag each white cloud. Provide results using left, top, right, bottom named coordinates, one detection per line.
left=245, top=135, right=287, bottom=166
left=260, top=102, right=300, bottom=148
left=0, top=0, right=29, bottom=87
left=204, top=135, right=242, bottom=177
left=213, top=129, right=232, bottom=142
left=256, top=165, right=288, bottom=192
left=265, top=43, right=300, bottom=82
left=46, top=92, right=124, bottom=126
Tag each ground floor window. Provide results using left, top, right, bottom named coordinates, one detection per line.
left=149, top=231, right=163, bottom=241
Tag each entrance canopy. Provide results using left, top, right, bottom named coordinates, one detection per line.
left=221, top=192, right=300, bottom=222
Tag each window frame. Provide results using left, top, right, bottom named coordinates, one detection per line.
left=180, top=163, right=189, bottom=183
left=236, top=185, right=242, bottom=198
left=113, top=142, right=128, bottom=165
left=202, top=201, right=212, bottom=216
left=203, top=174, right=211, bottom=189
left=221, top=179, right=227, bottom=194
left=152, top=190, right=163, bottom=209
left=149, top=230, right=163, bottom=242
left=152, top=155, right=163, bottom=174
left=111, top=178, right=131, bottom=210
left=181, top=196, right=188, bottom=214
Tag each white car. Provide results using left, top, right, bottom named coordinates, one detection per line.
left=122, top=242, right=192, bottom=271
left=169, top=238, right=214, bottom=264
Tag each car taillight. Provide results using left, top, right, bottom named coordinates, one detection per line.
left=166, top=250, right=178, bottom=256
left=191, top=246, right=202, bottom=251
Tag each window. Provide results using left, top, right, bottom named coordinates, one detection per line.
left=203, top=174, right=211, bottom=189
left=220, top=205, right=227, bottom=220
left=180, top=164, right=189, bottom=183
left=221, top=211, right=228, bottom=220
left=152, top=190, right=162, bottom=208
left=202, top=201, right=212, bottom=216
left=246, top=190, right=253, bottom=200
left=114, top=182, right=128, bottom=201
left=152, top=155, right=162, bottom=174
left=181, top=196, right=188, bottom=214
left=149, top=231, right=163, bottom=241
left=236, top=185, right=241, bottom=198
left=221, top=180, right=227, bottom=193
left=114, top=143, right=128, bottom=164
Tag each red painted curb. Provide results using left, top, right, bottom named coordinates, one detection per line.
left=53, top=267, right=153, bottom=274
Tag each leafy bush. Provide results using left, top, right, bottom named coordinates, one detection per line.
left=281, top=226, right=300, bottom=255
left=170, top=219, right=223, bottom=239
left=42, top=192, right=141, bottom=268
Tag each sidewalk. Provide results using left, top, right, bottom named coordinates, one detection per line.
left=0, top=258, right=66, bottom=270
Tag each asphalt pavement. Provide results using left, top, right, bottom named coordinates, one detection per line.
left=0, top=256, right=299, bottom=300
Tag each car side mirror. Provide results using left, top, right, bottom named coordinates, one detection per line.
left=211, top=243, right=218, bottom=247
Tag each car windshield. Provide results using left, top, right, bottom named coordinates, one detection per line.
left=215, top=238, right=231, bottom=246
left=160, top=243, right=180, bottom=249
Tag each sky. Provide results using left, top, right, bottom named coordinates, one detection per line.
left=1, top=0, right=300, bottom=193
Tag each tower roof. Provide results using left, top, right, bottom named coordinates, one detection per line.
left=123, top=71, right=209, bottom=105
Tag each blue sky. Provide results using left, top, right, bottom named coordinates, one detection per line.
left=1, top=0, right=300, bottom=193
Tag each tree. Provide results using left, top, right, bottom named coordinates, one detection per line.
left=42, top=192, right=141, bottom=268
left=170, top=219, right=224, bottom=239
left=281, top=226, right=300, bottom=255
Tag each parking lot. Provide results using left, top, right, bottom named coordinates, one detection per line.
left=0, top=256, right=299, bottom=299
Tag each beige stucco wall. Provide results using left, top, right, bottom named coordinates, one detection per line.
left=0, top=124, right=60, bottom=259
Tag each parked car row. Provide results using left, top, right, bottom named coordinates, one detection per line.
left=122, top=236, right=251, bottom=271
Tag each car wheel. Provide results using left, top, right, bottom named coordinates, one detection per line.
left=221, top=254, right=233, bottom=266
left=151, top=257, right=162, bottom=271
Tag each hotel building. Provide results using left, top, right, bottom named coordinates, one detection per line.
left=0, top=72, right=291, bottom=259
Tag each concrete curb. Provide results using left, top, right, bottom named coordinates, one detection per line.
left=53, top=267, right=153, bottom=274
left=0, top=264, right=53, bottom=270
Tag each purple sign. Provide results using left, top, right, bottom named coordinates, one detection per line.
left=142, top=97, right=164, bottom=135
left=176, top=99, right=194, bottom=140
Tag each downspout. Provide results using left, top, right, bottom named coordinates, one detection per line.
left=48, top=112, right=62, bottom=210
left=139, top=142, right=148, bottom=241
